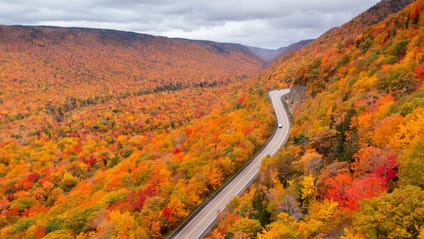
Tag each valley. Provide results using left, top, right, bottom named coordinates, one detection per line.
left=0, top=0, right=423, bottom=238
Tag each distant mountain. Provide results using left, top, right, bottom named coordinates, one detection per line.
left=0, top=25, right=265, bottom=113
left=277, top=40, right=314, bottom=58
left=246, top=39, right=313, bottom=64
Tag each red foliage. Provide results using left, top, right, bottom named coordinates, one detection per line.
left=411, top=6, right=421, bottom=23
left=34, top=226, right=46, bottom=239
left=107, top=201, right=129, bottom=211
left=22, top=208, right=30, bottom=217
left=15, top=178, right=33, bottom=190
left=415, top=62, right=424, bottom=82
left=7, top=208, right=20, bottom=216
left=127, top=185, right=157, bottom=211
left=0, top=198, right=9, bottom=210
left=324, top=172, right=389, bottom=210
left=243, top=127, right=254, bottom=135
left=27, top=173, right=40, bottom=182
left=72, top=143, right=82, bottom=153
left=375, top=155, right=398, bottom=184
left=112, top=131, right=122, bottom=138
left=238, top=142, right=246, bottom=149
left=162, top=207, right=172, bottom=219
left=237, top=95, right=247, bottom=104
left=325, top=154, right=398, bottom=209
left=325, top=156, right=397, bottom=210
left=324, top=173, right=353, bottom=208
left=185, top=127, right=193, bottom=136
left=348, top=174, right=388, bottom=210
left=84, top=155, right=97, bottom=167
left=173, top=148, right=182, bottom=154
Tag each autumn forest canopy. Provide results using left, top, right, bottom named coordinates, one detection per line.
left=1, top=0, right=424, bottom=238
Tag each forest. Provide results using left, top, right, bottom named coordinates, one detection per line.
left=0, top=26, right=271, bottom=238
left=208, top=0, right=424, bottom=238
left=1, top=0, right=424, bottom=238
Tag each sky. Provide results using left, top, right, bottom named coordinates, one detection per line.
left=0, top=0, right=381, bottom=49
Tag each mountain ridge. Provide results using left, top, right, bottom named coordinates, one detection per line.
left=0, top=24, right=265, bottom=115
left=2, top=24, right=313, bottom=66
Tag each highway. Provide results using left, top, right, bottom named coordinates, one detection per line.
left=168, top=89, right=291, bottom=239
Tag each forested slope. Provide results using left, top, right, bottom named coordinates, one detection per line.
left=208, top=0, right=424, bottom=238
left=0, top=25, right=264, bottom=117
left=0, top=26, right=271, bottom=238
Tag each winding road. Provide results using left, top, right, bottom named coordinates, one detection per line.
left=168, top=89, right=291, bottom=239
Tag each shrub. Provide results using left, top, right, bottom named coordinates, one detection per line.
left=9, top=218, right=35, bottom=233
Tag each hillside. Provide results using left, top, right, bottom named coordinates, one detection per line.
left=0, top=25, right=264, bottom=117
left=264, top=0, right=414, bottom=89
left=0, top=26, right=273, bottom=238
left=208, top=0, right=424, bottom=238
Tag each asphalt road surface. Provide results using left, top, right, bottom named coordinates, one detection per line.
left=168, top=89, right=291, bottom=239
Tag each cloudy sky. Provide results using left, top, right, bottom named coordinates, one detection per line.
left=0, top=0, right=381, bottom=48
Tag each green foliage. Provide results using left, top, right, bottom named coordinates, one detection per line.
left=9, top=197, right=35, bottom=211
left=231, top=218, right=262, bottom=237
left=293, top=134, right=308, bottom=146
left=337, top=54, right=350, bottom=67
left=120, top=147, right=133, bottom=158
left=399, top=138, right=424, bottom=188
left=375, top=64, right=416, bottom=97
left=251, top=188, right=271, bottom=226
left=353, top=186, right=424, bottom=239
left=393, top=39, right=408, bottom=58
left=103, top=190, right=127, bottom=205
left=333, top=107, right=358, bottom=162
left=60, top=173, right=78, bottom=192
left=359, top=38, right=373, bottom=53
left=310, top=69, right=319, bottom=78
left=381, top=55, right=398, bottom=65
left=46, top=218, right=65, bottom=233
left=357, top=52, right=378, bottom=71
left=9, top=218, right=35, bottom=233
left=106, top=155, right=120, bottom=168
left=311, top=57, right=322, bottom=69
left=390, top=91, right=424, bottom=116
left=64, top=206, right=101, bottom=234
left=224, top=232, right=234, bottom=239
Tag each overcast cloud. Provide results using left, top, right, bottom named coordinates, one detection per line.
left=0, top=0, right=381, bottom=48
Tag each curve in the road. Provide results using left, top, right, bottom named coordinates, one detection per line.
left=168, top=89, right=291, bottom=239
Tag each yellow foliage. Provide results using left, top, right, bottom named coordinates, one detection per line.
left=340, top=228, right=366, bottom=239
left=392, top=107, right=424, bottom=150
left=301, top=174, right=316, bottom=201
left=42, top=229, right=74, bottom=239
left=419, top=226, right=424, bottom=239
left=106, top=210, right=141, bottom=239
left=373, top=115, right=403, bottom=148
